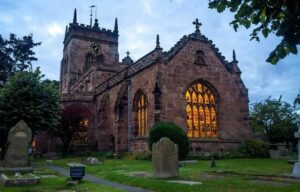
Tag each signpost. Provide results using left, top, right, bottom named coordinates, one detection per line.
left=67, top=163, right=85, bottom=180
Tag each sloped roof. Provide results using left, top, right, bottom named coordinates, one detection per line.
left=95, top=30, right=236, bottom=95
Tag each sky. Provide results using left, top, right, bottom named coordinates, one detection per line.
left=0, top=0, right=299, bottom=104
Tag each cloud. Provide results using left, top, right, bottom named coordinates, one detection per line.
left=140, top=0, right=153, bottom=14
left=47, top=23, right=64, bottom=38
left=0, top=14, right=14, bottom=24
left=23, top=15, right=32, bottom=23
left=0, top=0, right=299, bottom=105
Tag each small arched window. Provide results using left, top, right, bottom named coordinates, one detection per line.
left=194, top=50, right=206, bottom=66
left=185, top=80, right=217, bottom=138
left=134, top=90, right=147, bottom=136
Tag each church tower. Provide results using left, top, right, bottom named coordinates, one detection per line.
left=60, top=9, right=121, bottom=94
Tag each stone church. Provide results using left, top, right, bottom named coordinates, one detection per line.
left=56, top=9, right=252, bottom=154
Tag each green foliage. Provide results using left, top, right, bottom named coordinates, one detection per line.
left=0, top=68, right=60, bottom=134
left=52, top=157, right=300, bottom=191
left=125, top=151, right=152, bottom=160
left=0, top=33, right=41, bottom=85
left=239, top=139, right=269, bottom=158
left=294, top=92, right=300, bottom=107
left=250, top=97, right=298, bottom=144
left=209, top=0, right=300, bottom=64
left=148, top=122, right=189, bottom=160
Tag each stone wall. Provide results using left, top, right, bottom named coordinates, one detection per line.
left=159, top=39, right=251, bottom=152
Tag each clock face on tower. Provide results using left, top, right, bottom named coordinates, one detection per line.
left=89, top=42, right=102, bottom=56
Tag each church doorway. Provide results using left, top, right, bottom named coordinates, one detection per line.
left=61, top=104, right=91, bottom=153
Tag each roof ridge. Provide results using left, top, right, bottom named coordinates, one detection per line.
left=163, top=32, right=230, bottom=68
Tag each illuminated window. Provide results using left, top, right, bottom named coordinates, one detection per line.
left=134, top=91, right=147, bottom=136
left=72, top=118, right=88, bottom=144
left=185, top=81, right=217, bottom=138
left=32, top=139, right=36, bottom=152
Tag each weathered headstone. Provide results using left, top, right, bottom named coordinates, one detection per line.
left=292, top=125, right=300, bottom=178
left=152, top=137, right=178, bottom=178
left=270, top=150, right=281, bottom=159
left=4, top=120, right=32, bottom=167
left=86, top=157, right=100, bottom=165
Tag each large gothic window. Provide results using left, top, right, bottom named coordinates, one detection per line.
left=134, top=90, right=148, bottom=136
left=185, top=81, right=217, bottom=138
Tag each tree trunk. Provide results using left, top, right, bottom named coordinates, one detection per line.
left=0, top=131, right=8, bottom=160
left=61, top=136, right=72, bottom=157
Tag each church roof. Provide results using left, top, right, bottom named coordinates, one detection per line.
left=95, top=18, right=238, bottom=95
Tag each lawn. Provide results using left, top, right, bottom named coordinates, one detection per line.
left=1, top=157, right=299, bottom=192
left=49, top=157, right=300, bottom=192
left=0, top=164, right=124, bottom=192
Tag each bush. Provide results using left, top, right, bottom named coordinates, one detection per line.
left=239, top=139, right=269, bottom=158
left=148, top=122, right=189, bottom=160
left=187, top=151, right=242, bottom=160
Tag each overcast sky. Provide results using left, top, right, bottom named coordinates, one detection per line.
left=0, top=0, right=299, bottom=104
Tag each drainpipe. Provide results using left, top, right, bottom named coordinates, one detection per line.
left=127, top=79, right=131, bottom=152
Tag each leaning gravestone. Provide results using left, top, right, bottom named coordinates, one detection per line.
left=152, top=137, right=179, bottom=178
left=4, top=120, right=32, bottom=167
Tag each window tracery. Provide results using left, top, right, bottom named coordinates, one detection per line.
left=185, top=81, right=217, bottom=138
left=134, top=91, right=147, bottom=136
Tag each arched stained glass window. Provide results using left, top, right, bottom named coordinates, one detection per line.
left=134, top=91, right=148, bottom=136
left=185, top=81, right=217, bottom=138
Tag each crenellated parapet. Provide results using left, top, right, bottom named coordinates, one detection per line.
left=63, top=9, right=118, bottom=46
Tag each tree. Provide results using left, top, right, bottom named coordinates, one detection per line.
left=0, top=33, right=41, bottom=85
left=295, top=92, right=300, bottom=106
left=0, top=68, right=59, bottom=159
left=209, top=0, right=300, bottom=64
left=250, top=97, right=298, bottom=144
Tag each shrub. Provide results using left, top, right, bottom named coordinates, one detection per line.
left=239, top=139, right=269, bottom=158
left=148, top=122, right=189, bottom=160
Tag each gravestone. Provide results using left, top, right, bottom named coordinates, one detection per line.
left=152, top=137, right=178, bottom=178
left=4, top=120, right=32, bottom=167
left=292, top=125, right=300, bottom=178
left=86, top=157, right=101, bottom=165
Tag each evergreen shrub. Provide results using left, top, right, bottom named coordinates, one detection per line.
left=148, top=122, right=189, bottom=160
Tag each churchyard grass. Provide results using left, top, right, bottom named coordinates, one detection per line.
left=50, top=157, right=300, bottom=192
left=0, top=164, right=124, bottom=192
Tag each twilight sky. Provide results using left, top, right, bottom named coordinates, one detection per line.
left=0, top=0, right=299, bottom=104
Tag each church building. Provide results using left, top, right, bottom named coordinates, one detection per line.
left=58, top=9, right=252, bottom=154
